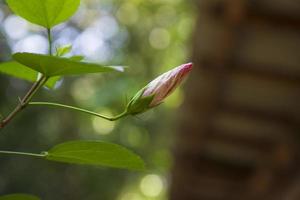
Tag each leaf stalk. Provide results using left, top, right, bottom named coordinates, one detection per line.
left=29, top=102, right=128, bottom=121
left=0, top=150, right=46, bottom=158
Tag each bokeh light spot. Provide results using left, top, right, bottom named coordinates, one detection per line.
left=4, top=15, right=28, bottom=39
left=13, top=34, right=48, bottom=53
left=73, top=28, right=113, bottom=62
left=74, top=29, right=104, bottom=55
left=120, top=125, right=149, bottom=148
left=71, top=77, right=96, bottom=102
left=149, top=28, right=170, bottom=49
left=120, top=193, right=144, bottom=200
left=155, top=5, right=177, bottom=27
left=94, top=15, right=119, bottom=40
left=140, top=174, right=164, bottom=197
left=117, top=3, right=139, bottom=25
left=92, top=110, right=115, bottom=135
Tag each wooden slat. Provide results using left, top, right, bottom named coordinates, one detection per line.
left=201, top=58, right=300, bottom=85
left=171, top=0, right=300, bottom=199
left=211, top=2, right=300, bottom=30
left=246, top=6, right=300, bottom=31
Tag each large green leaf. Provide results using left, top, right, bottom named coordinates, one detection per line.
left=0, top=61, right=59, bottom=88
left=46, top=140, right=145, bottom=170
left=6, top=0, right=80, bottom=28
left=0, top=194, right=40, bottom=200
left=13, top=53, right=124, bottom=77
left=0, top=61, right=36, bottom=82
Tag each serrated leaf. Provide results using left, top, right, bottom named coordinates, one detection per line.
left=0, top=194, right=40, bottom=200
left=13, top=53, right=124, bottom=77
left=0, top=61, right=59, bottom=89
left=46, top=140, right=145, bottom=170
left=6, top=0, right=80, bottom=28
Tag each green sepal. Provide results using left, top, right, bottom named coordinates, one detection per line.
left=126, top=88, right=155, bottom=115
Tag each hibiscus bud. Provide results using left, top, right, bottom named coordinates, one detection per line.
left=126, top=62, right=193, bottom=115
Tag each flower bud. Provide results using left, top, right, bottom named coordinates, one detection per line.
left=126, top=62, right=193, bottom=115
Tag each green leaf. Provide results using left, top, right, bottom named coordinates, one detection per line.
left=70, top=55, right=85, bottom=61
left=0, top=61, right=59, bottom=89
left=0, top=194, right=40, bottom=200
left=56, top=44, right=72, bottom=56
left=46, top=76, right=61, bottom=89
left=13, top=53, right=124, bottom=77
left=46, top=140, right=145, bottom=170
left=0, top=61, right=37, bottom=82
left=6, top=0, right=80, bottom=28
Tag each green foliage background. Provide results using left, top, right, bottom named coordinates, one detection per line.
left=0, top=0, right=195, bottom=199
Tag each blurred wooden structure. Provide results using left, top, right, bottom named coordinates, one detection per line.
left=170, top=0, right=300, bottom=199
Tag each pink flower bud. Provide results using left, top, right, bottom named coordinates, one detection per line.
left=143, top=62, right=193, bottom=107
left=126, top=62, right=192, bottom=115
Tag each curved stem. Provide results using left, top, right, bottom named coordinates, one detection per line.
left=29, top=102, right=128, bottom=121
left=0, top=150, right=46, bottom=158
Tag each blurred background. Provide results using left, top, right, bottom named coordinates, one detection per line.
left=0, top=0, right=195, bottom=199
left=0, top=0, right=300, bottom=200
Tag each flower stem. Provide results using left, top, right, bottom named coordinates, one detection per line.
left=0, top=150, right=46, bottom=158
left=47, top=28, right=52, bottom=55
left=29, top=102, right=128, bottom=121
left=0, top=28, right=53, bottom=130
left=0, top=76, right=48, bottom=129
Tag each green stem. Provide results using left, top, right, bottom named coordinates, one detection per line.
left=0, top=28, right=53, bottom=130
left=29, top=102, right=128, bottom=121
left=23, top=76, right=49, bottom=104
left=0, top=150, right=46, bottom=158
left=0, top=76, right=48, bottom=129
left=47, top=28, right=52, bottom=55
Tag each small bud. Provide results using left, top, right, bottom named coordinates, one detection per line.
left=126, top=62, right=193, bottom=115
